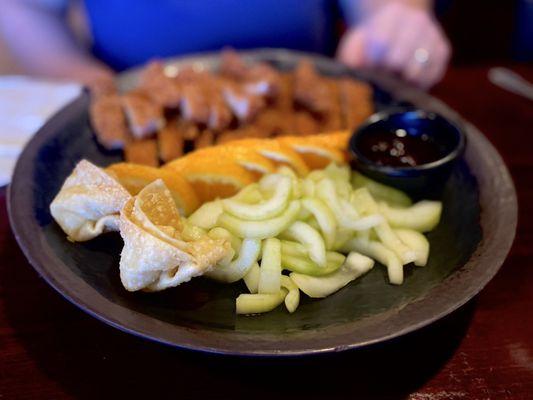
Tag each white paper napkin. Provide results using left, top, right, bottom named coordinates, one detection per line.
left=0, top=76, right=82, bottom=186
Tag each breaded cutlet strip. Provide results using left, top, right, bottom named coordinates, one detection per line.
left=221, top=80, right=265, bottom=122
left=179, top=83, right=210, bottom=124
left=254, top=109, right=292, bottom=136
left=176, top=68, right=211, bottom=124
left=220, top=49, right=281, bottom=98
left=293, top=60, right=333, bottom=115
left=89, top=93, right=129, bottom=150
left=292, top=110, right=320, bottom=136
left=157, top=121, right=184, bottom=162
left=219, top=48, right=248, bottom=79
left=243, top=63, right=282, bottom=98
left=176, top=119, right=200, bottom=140
left=321, top=79, right=343, bottom=131
left=339, top=78, right=374, bottom=129
left=179, top=71, right=233, bottom=130
left=273, top=72, right=294, bottom=113
left=138, top=61, right=182, bottom=108
left=194, top=130, right=215, bottom=148
left=124, top=138, right=159, bottom=167
left=204, top=77, right=233, bottom=130
left=121, top=90, right=165, bottom=139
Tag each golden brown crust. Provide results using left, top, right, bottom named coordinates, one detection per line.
left=292, top=110, right=320, bottom=136
left=339, top=78, right=374, bottom=130
left=194, top=130, right=215, bottom=148
left=124, top=139, right=159, bottom=167
left=157, top=121, right=184, bottom=162
left=89, top=94, right=129, bottom=150
left=89, top=54, right=374, bottom=166
left=119, top=180, right=230, bottom=291
left=138, top=61, right=182, bottom=108
left=121, top=90, right=165, bottom=139
left=50, top=160, right=131, bottom=242
left=293, top=60, right=332, bottom=115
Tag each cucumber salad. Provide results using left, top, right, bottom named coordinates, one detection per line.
left=188, top=164, right=442, bottom=315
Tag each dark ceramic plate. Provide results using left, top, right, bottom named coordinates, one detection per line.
left=8, top=50, right=517, bottom=356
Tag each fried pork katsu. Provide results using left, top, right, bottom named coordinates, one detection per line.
left=89, top=93, right=128, bottom=150
left=89, top=50, right=374, bottom=166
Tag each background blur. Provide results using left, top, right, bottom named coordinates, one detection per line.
left=0, top=0, right=530, bottom=77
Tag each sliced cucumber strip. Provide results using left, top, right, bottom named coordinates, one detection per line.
left=374, top=222, right=417, bottom=265
left=243, top=262, right=261, bottom=293
left=232, top=183, right=263, bottom=204
left=280, top=240, right=308, bottom=258
left=307, top=170, right=326, bottom=182
left=335, top=180, right=352, bottom=199
left=258, top=238, right=282, bottom=294
left=340, top=198, right=383, bottom=231
left=351, top=171, right=412, bottom=207
left=236, top=289, right=287, bottom=314
left=316, top=178, right=358, bottom=226
left=324, top=163, right=351, bottom=183
left=349, top=186, right=415, bottom=264
left=298, top=206, right=312, bottom=221
left=280, top=275, right=300, bottom=313
left=282, top=221, right=327, bottom=267
left=330, top=227, right=355, bottom=251
left=223, top=175, right=291, bottom=220
left=218, top=200, right=301, bottom=239
left=281, top=251, right=345, bottom=276
left=395, top=229, right=430, bottom=266
left=290, top=252, right=374, bottom=298
left=302, top=178, right=316, bottom=197
left=341, top=237, right=404, bottom=285
left=351, top=187, right=379, bottom=215
left=187, top=200, right=223, bottom=230
left=302, top=197, right=337, bottom=250
left=206, top=238, right=261, bottom=283
left=273, top=166, right=303, bottom=198
left=379, top=201, right=442, bottom=232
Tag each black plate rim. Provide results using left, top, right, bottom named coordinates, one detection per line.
left=7, top=49, right=518, bottom=356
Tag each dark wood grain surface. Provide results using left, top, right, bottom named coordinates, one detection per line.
left=1, top=64, right=532, bottom=400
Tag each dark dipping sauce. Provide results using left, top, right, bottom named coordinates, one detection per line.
left=357, top=129, right=443, bottom=167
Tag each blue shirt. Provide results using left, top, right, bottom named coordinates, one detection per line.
left=84, top=0, right=339, bottom=71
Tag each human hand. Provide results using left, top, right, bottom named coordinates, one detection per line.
left=337, top=2, right=451, bottom=88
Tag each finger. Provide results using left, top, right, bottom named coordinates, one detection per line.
left=420, top=40, right=451, bottom=88
left=404, top=46, right=434, bottom=88
left=383, top=12, right=426, bottom=72
left=364, top=7, right=401, bottom=66
left=402, top=25, right=442, bottom=87
left=410, top=29, right=451, bottom=88
left=337, top=29, right=367, bottom=68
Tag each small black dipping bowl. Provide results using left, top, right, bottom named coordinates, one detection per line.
left=349, top=108, right=466, bottom=196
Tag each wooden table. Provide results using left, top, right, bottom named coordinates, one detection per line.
left=1, top=64, right=532, bottom=399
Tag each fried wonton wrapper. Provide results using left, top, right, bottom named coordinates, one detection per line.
left=119, top=180, right=230, bottom=292
left=50, top=160, right=131, bottom=242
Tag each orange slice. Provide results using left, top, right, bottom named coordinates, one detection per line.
left=224, top=138, right=309, bottom=176
left=184, top=145, right=276, bottom=176
left=302, top=130, right=351, bottom=151
left=106, top=162, right=200, bottom=216
left=277, top=136, right=347, bottom=169
left=164, top=156, right=255, bottom=202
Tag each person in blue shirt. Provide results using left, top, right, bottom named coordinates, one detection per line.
left=0, top=0, right=450, bottom=89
